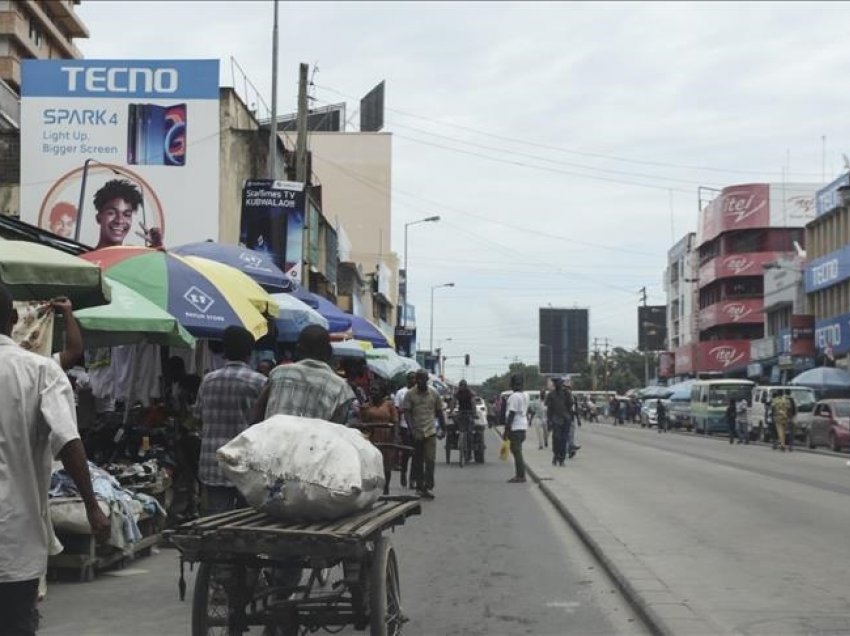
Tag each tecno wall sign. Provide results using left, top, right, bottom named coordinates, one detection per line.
left=20, top=59, right=220, bottom=249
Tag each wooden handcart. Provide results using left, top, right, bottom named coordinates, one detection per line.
left=166, top=496, right=421, bottom=636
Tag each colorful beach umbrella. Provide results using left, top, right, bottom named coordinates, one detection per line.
left=171, top=241, right=295, bottom=292
left=80, top=247, right=278, bottom=340
left=0, top=238, right=110, bottom=309
left=269, top=292, right=329, bottom=342
left=74, top=277, right=196, bottom=349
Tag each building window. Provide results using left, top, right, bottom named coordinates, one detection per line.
left=29, top=15, right=43, bottom=48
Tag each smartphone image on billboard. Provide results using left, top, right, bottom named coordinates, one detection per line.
left=127, top=103, right=187, bottom=166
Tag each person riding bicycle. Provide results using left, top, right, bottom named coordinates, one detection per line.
left=454, top=380, right=476, bottom=428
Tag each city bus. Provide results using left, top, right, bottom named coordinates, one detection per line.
left=690, top=379, right=755, bottom=434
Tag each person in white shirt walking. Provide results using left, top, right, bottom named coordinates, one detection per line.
left=504, top=374, right=530, bottom=483
left=393, top=372, right=416, bottom=488
left=0, top=282, right=110, bottom=635
left=528, top=389, right=548, bottom=450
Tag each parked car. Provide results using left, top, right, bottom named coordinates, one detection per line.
left=798, top=399, right=850, bottom=451
left=750, top=386, right=816, bottom=442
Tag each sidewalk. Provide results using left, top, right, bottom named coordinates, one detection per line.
left=498, top=425, right=722, bottom=636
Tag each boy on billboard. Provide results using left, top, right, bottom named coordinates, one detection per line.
left=92, top=179, right=161, bottom=249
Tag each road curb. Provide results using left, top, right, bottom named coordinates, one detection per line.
left=525, top=461, right=675, bottom=636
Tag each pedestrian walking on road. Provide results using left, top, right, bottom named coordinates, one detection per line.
left=393, top=372, right=416, bottom=488
left=656, top=399, right=668, bottom=433
left=528, top=389, right=549, bottom=450
left=504, top=375, right=530, bottom=483
left=0, top=282, right=110, bottom=635
left=403, top=369, right=446, bottom=499
left=726, top=398, right=737, bottom=444
left=770, top=390, right=795, bottom=452
left=736, top=397, right=750, bottom=444
left=546, top=377, right=572, bottom=466
left=566, top=381, right=582, bottom=458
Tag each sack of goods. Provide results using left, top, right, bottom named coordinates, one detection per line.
left=217, top=415, right=385, bottom=521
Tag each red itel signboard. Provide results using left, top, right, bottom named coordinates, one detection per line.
left=675, top=344, right=695, bottom=374
left=658, top=352, right=675, bottom=378
left=699, top=298, right=764, bottom=330
left=696, top=341, right=751, bottom=372
left=791, top=314, right=815, bottom=357
left=701, top=184, right=770, bottom=244
left=700, top=251, right=785, bottom=285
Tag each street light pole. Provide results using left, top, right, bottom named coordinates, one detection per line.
left=402, top=215, right=440, bottom=328
left=429, top=282, right=455, bottom=352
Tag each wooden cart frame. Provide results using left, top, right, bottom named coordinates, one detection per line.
left=166, top=496, right=421, bottom=636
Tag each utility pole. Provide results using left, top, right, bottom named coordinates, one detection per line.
left=603, top=338, right=610, bottom=392
left=295, top=62, right=309, bottom=285
left=640, top=287, right=649, bottom=387
left=267, top=0, right=279, bottom=179
left=591, top=338, right=599, bottom=391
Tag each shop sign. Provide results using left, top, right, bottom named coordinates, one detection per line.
left=816, top=173, right=850, bottom=218
left=815, top=312, right=850, bottom=356
left=699, top=298, right=763, bottom=329
left=790, top=314, right=815, bottom=357
left=696, top=340, right=751, bottom=372
left=20, top=59, right=220, bottom=248
left=805, top=245, right=850, bottom=293
left=658, top=352, right=675, bottom=378
left=701, top=184, right=770, bottom=244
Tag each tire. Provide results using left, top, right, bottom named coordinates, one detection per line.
left=830, top=431, right=840, bottom=453
left=369, top=537, right=403, bottom=636
left=191, top=562, right=229, bottom=636
left=458, top=432, right=466, bottom=468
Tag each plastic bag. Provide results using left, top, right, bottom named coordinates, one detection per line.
left=218, top=415, right=384, bottom=521
left=499, top=438, right=511, bottom=461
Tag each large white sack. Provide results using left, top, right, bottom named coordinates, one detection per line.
left=217, top=415, right=385, bottom=521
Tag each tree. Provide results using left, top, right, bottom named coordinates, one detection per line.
left=478, top=363, right=548, bottom=401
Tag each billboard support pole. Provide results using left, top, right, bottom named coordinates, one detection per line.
left=74, top=158, right=94, bottom=243
left=268, top=0, right=279, bottom=179
left=295, top=62, right=309, bottom=283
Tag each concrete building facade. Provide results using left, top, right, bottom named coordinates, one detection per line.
left=675, top=182, right=818, bottom=377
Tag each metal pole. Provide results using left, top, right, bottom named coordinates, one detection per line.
left=429, top=285, right=435, bottom=352
left=403, top=223, right=408, bottom=328
left=75, top=158, right=94, bottom=243
left=268, top=0, right=279, bottom=179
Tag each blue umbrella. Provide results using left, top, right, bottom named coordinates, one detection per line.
left=349, top=314, right=392, bottom=348
left=288, top=282, right=319, bottom=309
left=269, top=293, right=329, bottom=342
left=172, top=241, right=294, bottom=292
left=790, top=366, right=850, bottom=396
left=309, top=293, right=353, bottom=334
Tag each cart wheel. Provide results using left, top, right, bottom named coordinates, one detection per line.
left=191, top=563, right=231, bottom=636
left=458, top=433, right=466, bottom=468
left=369, top=537, right=404, bottom=636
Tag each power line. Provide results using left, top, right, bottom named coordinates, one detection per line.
left=312, top=83, right=823, bottom=179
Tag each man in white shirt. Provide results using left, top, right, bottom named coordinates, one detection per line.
left=0, top=283, right=110, bottom=634
left=393, top=372, right=416, bottom=488
left=504, top=374, right=530, bottom=483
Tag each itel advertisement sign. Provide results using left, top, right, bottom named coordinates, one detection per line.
left=697, top=340, right=751, bottom=372
left=701, top=184, right=770, bottom=244
left=699, top=298, right=763, bottom=330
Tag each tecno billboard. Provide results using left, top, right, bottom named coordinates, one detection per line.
left=20, top=60, right=220, bottom=249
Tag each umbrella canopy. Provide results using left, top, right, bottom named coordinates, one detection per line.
left=790, top=367, right=850, bottom=396
left=349, top=314, right=393, bottom=348
left=638, top=385, right=674, bottom=400
left=171, top=242, right=295, bottom=293
left=269, top=292, right=329, bottom=342
left=331, top=339, right=372, bottom=360
left=309, top=293, right=353, bottom=334
left=79, top=247, right=277, bottom=340
left=0, top=238, right=110, bottom=309
left=365, top=347, right=408, bottom=379
left=287, top=282, right=318, bottom=309
left=74, top=277, right=196, bottom=349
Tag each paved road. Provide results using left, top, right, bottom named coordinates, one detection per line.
left=39, top=436, right=646, bottom=636
left=524, top=420, right=850, bottom=635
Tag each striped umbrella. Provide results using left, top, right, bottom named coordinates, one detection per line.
left=79, top=247, right=278, bottom=340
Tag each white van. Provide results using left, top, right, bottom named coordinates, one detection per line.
left=749, top=386, right=816, bottom=441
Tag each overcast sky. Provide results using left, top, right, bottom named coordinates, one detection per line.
left=77, top=1, right=847, bottom=383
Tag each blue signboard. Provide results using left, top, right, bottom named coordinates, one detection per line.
left=814, top=312, right=850, bottom=356
left=815, top=173, right=850, bottom=219
left=22, top=59, right=219, bottom=99
left=805, top=245, right=850, bottom=293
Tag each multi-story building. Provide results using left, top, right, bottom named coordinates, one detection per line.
left=666, top=233, right=697, bottom=369
left=675, top=183, right=818, bottom=377
left=0, top=0, right=88, bottom=215
left=806, top=173, right=850, bottom=366
left=0, top=0, right=87, bottom=91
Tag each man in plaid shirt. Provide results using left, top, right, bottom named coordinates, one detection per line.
left=194, top=326, right=267, bottom=515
